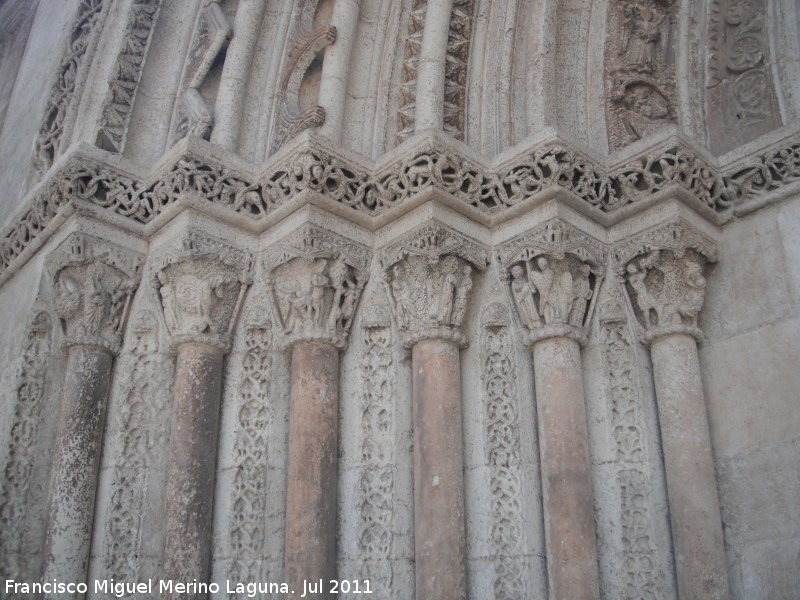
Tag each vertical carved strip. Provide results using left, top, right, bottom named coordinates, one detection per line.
left=397, top=0, right=427, bottom=142
left=443, top=0, right=474, bottom=141
left=603, top=0, right=678, bottom=150
left=599, top=282, right=662, bottom=599
left=0, top=309, right=53, bottom=581
left=357, top=306, right=395, bottom=596
left=103, top=310, right=170, bottom=586
left=480, top=302, right=526, bottom=600
left=706, top=0, right=782, bottom=153
left=97, top=0, right=163, bottom=153
left=227, top=318, right=273, bottom=594
left=32, top=0, right=108, bottom=175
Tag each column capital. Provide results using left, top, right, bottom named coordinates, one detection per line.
left=155, top=232, right=253, bottom=353
left=379, top=222, right=487, bottom=349
left=264, top=223, right=370, bottom=349
left=497, top=218, right=606, bottom=347
left=613, top=218, right=718, bottom=344
left=46, top=233, right=144, bottom=355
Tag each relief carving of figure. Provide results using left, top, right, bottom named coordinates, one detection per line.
left=569, top=264, right=593, bottom=327
left=310, top=259, right=331, bottom=328
left=510, top=264, right=541, bottom=329
left=389, top=264, right=412, bottom=329
left=677, top=260, right=706, bottom=325
left=626, top=262, right=657, bottom=327
left=433, top=255, right=459, bottom=324
left=620, top=4, right=665, bottom=73
left=451, top=265, right=473, bottom=326
left=529, top=257, right=556, bottom=324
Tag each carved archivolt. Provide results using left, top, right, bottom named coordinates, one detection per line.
left=0, top=307, right=54, bottom=582
left=31, top=0, right=108, bottom=175
left=397, top=1, right=427, bottom=142
left=46, top=234, right=144, bottom=354
left=380, top=222, right=487, bottom=348
left=497, top=219, right=606, bottom=345
left=97, top=0, right=163, bottom=153
left=3, top=136, right=798, bottom=283
left=155, top=233, right=253, bottom=351
left=443, top=0, right=475, bottom=141
left=479, top=301, right=526, bottom=600
left=604, top=0, right=678, bottom=150
left=613, top=218, right=718, bottom=342
left=265, top=224, right=370, bottom=349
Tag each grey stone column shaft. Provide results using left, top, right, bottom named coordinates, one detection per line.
left=411, top=338, right=467, bottom=600
left=161, top=342, right=225, bottom=600
left=650, top=333, right=730, bottom=600
left=42, top=345, right=114, bottom=600
left=284, top=341, right=340, bottom=599
left=532, top=336, right=600, bottom=600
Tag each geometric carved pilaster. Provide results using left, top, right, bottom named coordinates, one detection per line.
left=155, top=233, right=253, bottom=352
left=614, top=218, right=718, bottom=343
left=47, top=234, right=144, bottom=355
left=380, top=222, right=488, bottom=348
left=497, top=219, right=606, bottom=346
left=264, top=223, right=370, bottom=350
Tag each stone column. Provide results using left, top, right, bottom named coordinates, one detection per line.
left=416, top=0, right=454, bottom=130
left=212, top=0, right=266, bottom=150
left=498, top=220, right=606, bottom=600
left=620, top=223, right=729, bottom=599
left=155, top=241, right=252, bottom=599
left=381, top=222, right=487, bottom=600
left=266, top=224, right=370, bottom=599
left=41, top=235, right=143, bottom=599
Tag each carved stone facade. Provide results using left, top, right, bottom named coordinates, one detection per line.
left=0, top=3, right=798, bottom=600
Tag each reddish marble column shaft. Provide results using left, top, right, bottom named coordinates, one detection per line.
left=161, top=342, right=224, bottom=600
left=284, top=341, right=340, bottom=599
left=43, top=345, right=113, bottom=600
left=650, top=333, right=730, bottom=600
left=532, top=336, right=600, bottom=600
left=411, top=338, right=467, bottom=600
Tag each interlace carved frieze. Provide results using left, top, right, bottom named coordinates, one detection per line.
left=498, top=220, right=605, bottom=345
left=3, top=135, right=799, bottom=284
left=265, top=225, right=370, bottom=349
left=480, top=302, right=526, bottom=600
left=614, top=219, right=718, bottom=343
left=97, top=0, right=163, bottom=153
left=31, top=0, right=108, bottom=176
left=357, top=299, right=396, bottom=596
left=103, top=309, right=171, bottom=585
left=155, top=234, right=253, bottom=351
left=227, top=313, right=273, bottom=588
left=0, top=308, right=53, bottom=582
left=380, top=223, right=487, bottom=347
left=599, top=281, right=664, bottom=599
left=47, top=234, right=143, bottom=354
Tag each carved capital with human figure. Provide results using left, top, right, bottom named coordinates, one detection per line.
left=264, top=224, right=370, bottom=349
left=47, top=233, right=144, bottom=354
left=614, top=219, right=718, bottom=344
left=155, top=232, right=253, bottom=353
left=380, top=222, right=487, bottom=348
left=497, top=219, right=606, bottom=346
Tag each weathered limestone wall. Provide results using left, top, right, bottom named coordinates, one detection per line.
left=0, top=1, right=798, bottom=599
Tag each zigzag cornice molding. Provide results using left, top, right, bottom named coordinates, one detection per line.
left=2, top=126, right=799, bottom=287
